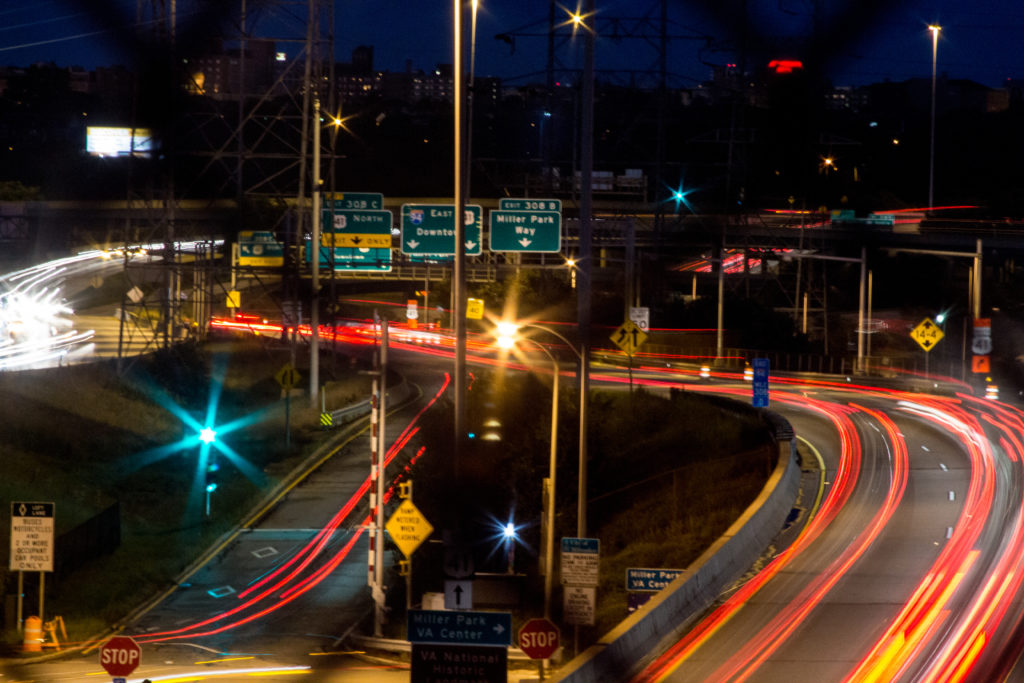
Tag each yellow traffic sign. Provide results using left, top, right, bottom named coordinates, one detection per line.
left=385, top=499, right=434, bottom=558
left=910, top=317, right=944, bottom=352
left=610, top=320, right=648, bottom=356
left=321, top=232, right=392, bottom=248
left=226, top=290, right=241, bottom=309
left=275, top=363, right=301, bottom=390
left=466, top=298, right=484, bottom=320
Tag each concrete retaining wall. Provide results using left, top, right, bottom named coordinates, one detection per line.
left=555, top=430, right=800, bottom=682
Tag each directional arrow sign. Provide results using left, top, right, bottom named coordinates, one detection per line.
left=407, top=609, right=512, bottom=646
left=610, top=320, right=648, bottom=356
left=445, top=580, right=473, bottom=610
left=401, top=204, right=482, bottom=256
left=321, top=208, right=393, bottom=248
left=489, top=210, right=562, bottom=252
left=238, top=230, right=284, bottom=267
left=910, top=317, right=944, bottom=352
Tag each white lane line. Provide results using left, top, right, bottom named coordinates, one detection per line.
left=949, top=491, right=956, bottom=501
left=939, top=463, right=948, bottom=471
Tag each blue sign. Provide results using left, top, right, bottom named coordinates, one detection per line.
left=626, top=567, right=685, bottom=592
left=407, top=610, right=512, bottom=646
left=561, top=537, right=599, bottom=554
left=752, top=357, right=770, bottom=407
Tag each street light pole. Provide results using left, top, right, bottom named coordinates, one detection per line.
left=310, top=98, right=321, bottom=404
left=495, top=326, right=562, bottom=622
left=928, top=24, right=941, bottom=209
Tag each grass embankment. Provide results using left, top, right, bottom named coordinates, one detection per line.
left=403, top=372, right=775, bottom=648
left=0, top=338, right=370, bottom=650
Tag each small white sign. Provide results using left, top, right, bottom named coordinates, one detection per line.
left=629, top=306, right=650, bottom=332
left=444, top=579, right=473, bottom=610
left=10, top=502, right=55, bottom=572
left=563, top=585, right=596, bottom=626
left=560, top=537, right=600, bottom=586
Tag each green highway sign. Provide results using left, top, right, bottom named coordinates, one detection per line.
left=325, top=192, right=384, bottom=210
left=499, top=197, right=562, bottom=213
left=321, top=208, right=393, bottom=248
left=400, top=204, right=482, bottom=256
left=238, top=231, right=284, bottom=267
left=305, top=240, right=392, bottom=272
left=489, top=210, right=561, bottom=252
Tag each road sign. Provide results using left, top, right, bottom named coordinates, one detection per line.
left=518, top=618, right=560, bottom=659
left=238, top=230, right=284, bottom=267
left=499, top=197, right=562, bottom=212
left=910, top=317, right=944, bottom=352
left=445, top=579, right=473, bottom=610
left=275, top=363, right=301, bottom=390
left=488, top=210, right=561, bottom=252
left=321, top=208, right=393, bottom=248
left=400, top=204, right=482, bottom=256
left=99, top=636, right=141, bottom=677
left=972, top=318, right=992, bottom=355
left=10, top=502, right=54, bottom=572
left=407, top=609, right=512, bottom=646
left=560, top=537, right=599, bottom=586
left=563, top=585, right=596, bottom=625
left=443, top=545, right=475, bottom=578
left=411, top=644, right=507, bottom=683
left=626, top=567, right=685, bottom=592
left=752, top=357, right=770, bottom=408
left=466, top=298, right=484, bottom=320
left=305, top=241, right=392, bottom=272
left=386, top=499, right=434, bottom=558
left=610, top=320, right=648, bottom=356
left=326, top=191, right=384, bottom=210
left=629, top=306, right=650, bottom=332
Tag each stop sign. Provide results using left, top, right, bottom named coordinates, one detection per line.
left=518, top=617, right=560, bottom=659
left=99, top=635, right=141, bottom=677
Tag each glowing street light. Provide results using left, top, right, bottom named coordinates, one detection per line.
left=493, top=320, right=585, bottom=618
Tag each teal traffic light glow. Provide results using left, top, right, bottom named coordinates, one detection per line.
left=127, top=352, right=269, bottom=519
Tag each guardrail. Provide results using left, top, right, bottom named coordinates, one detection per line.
left=555, top=415, right=800, bottom=682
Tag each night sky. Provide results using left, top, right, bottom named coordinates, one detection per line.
left=1, top=0, right=1022, bottom=88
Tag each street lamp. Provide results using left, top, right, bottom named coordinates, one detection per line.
left=495, top=320, right=583, bottom=619
left=928, top=24, right=941, bottom=209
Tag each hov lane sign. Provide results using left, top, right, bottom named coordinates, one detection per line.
left=10, top=502, right=54, bottom=572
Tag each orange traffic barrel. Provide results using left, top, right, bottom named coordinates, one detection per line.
left=23, top=616, right=43, bottom=652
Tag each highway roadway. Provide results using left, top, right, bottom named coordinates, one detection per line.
left=627, top=370, right=1024, bottom=682
left=7, top=246, right=1024, bottom=681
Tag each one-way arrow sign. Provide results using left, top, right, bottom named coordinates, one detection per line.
left=445, top=580, right=473, bottom=610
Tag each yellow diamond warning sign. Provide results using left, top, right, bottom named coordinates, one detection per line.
left=910, top=317, right=944, bottom=352
left=385, top=499, right=434, bottom=558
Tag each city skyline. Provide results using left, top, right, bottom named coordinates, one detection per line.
left=0, top=1, right=1021, bottom=90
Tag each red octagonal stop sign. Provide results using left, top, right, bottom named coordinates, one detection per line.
left=99, top=635, right=141, bottom=677
left=518, top=617, right=560, bottom=659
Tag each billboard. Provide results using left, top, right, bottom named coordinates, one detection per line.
left=86, top=127, right=156, bottom=158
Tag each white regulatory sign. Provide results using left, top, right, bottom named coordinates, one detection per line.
left=10, top=502, right=55, bottom=572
